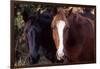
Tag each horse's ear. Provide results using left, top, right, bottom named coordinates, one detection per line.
left=64, top=8, right=73, bottom=17
left=68, top=8, right=73, bottom=16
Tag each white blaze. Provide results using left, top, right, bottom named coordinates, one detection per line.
left=56, top=20, right=65, bottom=60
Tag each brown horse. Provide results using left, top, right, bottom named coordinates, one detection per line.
left=51, top=7, right=96, bottom=64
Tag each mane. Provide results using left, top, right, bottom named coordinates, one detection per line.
left=68, top=12, right=94, bottom=28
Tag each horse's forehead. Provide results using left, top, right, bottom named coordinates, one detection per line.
left=57, top=7, right=64, bottom=11
left=54, top=18, right=68, bottom=27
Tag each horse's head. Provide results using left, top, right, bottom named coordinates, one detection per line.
left=51, top=7, right=73, bottom=61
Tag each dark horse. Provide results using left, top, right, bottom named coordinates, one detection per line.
left=22, top=11, right=41, bottom=64
left=51, top=7, right=96, bottom=64
left=21, top=8, right=56, bottom=64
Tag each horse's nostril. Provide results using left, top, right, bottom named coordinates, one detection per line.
left=62, top=55, right=65, bottom=59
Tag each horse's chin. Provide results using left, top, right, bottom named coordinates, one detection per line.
left=56, top=52, right=69, bottom=64
left=56, top=55, right=64, bottom=61
left=56, top=56, right=69, bottom=64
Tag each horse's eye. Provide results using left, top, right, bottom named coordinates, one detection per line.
left=51, top=25, right=57, bottom=30
left=53, top=27, right=57, bottom=30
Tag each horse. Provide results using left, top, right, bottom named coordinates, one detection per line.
left=22, top=13, right=41, bottom=64
left=21, top=8, right=56, bottom=64
left=51, top=7, right=96, bottom=64
left=38, top=8, right=57, bottom=63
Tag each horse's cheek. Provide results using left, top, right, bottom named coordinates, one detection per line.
left=53, top=30, right=59, bottom=49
